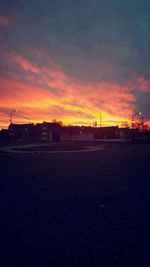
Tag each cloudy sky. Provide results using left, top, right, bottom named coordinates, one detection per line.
left=0, top=0, right=150, bottom=128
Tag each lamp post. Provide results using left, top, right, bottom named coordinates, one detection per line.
left=132, top=112, right=143, bottom=129
left=10, top=110, right=18, bottom=124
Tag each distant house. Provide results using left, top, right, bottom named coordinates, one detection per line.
left=0, top=129, right=9, bottom=141
left=60, top=126, right=123, bottom=141
left=93, top=126, right=120, bottom=140
left=36, top=121, right=61, bottom=141
left=8, top=123, right=36, bottom=141
left=8, top=122, right=143, bottom=143
left=119, top=127, right=131, bottom=140
left=60, top=126, right=94, bottom=141
left=8, top=122, right=61, bottom=142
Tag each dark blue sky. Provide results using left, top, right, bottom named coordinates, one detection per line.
left=0, top=0, right=150, bottom=127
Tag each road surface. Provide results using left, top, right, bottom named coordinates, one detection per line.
left=0, top=144, right=150, bottom=266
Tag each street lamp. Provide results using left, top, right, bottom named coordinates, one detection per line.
left=132, top=112, right=143, bottom=129
left=10, top=110, right=18, bottom=124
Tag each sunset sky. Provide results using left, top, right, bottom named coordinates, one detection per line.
left=0, top=0, right=150, bottom=128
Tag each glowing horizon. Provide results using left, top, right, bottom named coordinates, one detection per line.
left=0, top=1, right=150, bottom=129
left=0, top=51, right=149, bottom=129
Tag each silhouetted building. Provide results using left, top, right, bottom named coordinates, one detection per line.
left=94, top=126, right=119, bottom=139
left=119, top=128, right=130, bottom=140
left=0, top=129, right=9, bottom=141
left=36, top=121, right=61, bottom=141
left=8, top=123, right=36, bottom=141
left=7, top=121, right=148, bottom=143
left=60, top=126, right=94, bottom=141
left=8, top=122, right=61, bottom=142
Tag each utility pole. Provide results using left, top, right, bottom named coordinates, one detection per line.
left=10, top=110, right=18, bottom=124
left=99, top=112, right=102, bottom=127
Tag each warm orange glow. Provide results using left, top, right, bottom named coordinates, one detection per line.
left=0, top=52, right=149, bottom=129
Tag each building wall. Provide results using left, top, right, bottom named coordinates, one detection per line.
left=60, top=133, right=94, bottom=141
left=94, top=127, right=119, bottom=139
left=8, top=124, right=36, bottom=141
left=41, top=131, right=53, bottom=141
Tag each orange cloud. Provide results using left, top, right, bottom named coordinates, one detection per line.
left=7, top=53, right=39, bottom=74
left=0, top=52, right=141, bottom=128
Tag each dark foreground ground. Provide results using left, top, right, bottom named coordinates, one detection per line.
left=0, top=144, right=150, bottom=267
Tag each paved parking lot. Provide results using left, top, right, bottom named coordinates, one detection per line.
left=0, top=144, right=150, bottom=266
